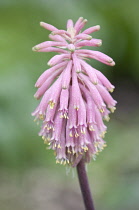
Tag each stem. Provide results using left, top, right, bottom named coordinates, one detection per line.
left=77, top=158, right=95, bottom=210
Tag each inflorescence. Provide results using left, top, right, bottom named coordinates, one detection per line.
left=32, top=17, right=117, bottom=167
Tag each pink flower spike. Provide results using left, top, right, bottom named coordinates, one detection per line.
left=40, top=21, right=58, bottom=31
left=32, top=17, right=116, bottom=166
left=82, top=25, right=100, bottom=34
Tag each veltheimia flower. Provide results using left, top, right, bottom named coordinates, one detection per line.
left=32, top=17, right=117, bottom=167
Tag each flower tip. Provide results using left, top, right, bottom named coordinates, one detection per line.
left=32, top=46, right=40, bottom=51
left=96, top=25, right=100, bottom=30
left=34, top=93, right=39, bottom=99
left=110, top=61, right=115, bottom=66
left=108, top=58, right=115, bottom=66
left=79, top=17, right=84, bottom=21
left=32, top=46, right=37, bottom=51
left=98, top=40, right=102, bottom=46
left=83, top=19, right=88, bottom=23
left=35, top=83, right=40, bottom=88
left=40, top=21, right=44, bottom=27
left=87, top=35, right=92, bottom=40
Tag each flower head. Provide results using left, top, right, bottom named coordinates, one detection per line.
left=32, top=17, right=117, bottom=167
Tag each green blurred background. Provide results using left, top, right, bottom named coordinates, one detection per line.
left=0, top=0, right=139, bottom=209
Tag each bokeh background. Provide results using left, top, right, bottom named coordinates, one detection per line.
left=0, top=0, right=139, bottom=209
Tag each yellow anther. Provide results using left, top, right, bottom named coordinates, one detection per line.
left=63, top=160, right=67, bottom=165
left=72, top=149, right=75, bottom=154
left=47, top=137, right=50, bottom=142
left=58, top=144, right=61, bottom=149
left=109, top=88, right=114, bottom=93
left=49, top=100, right=55, bottom=109
left=89, top=126, right=95, bottom=131
left=94, top=142, right=99, bottom=147
left=104, top=115, right=110, bottom=122
left=64, top=113, right=67, bottom=118
left=75, top=132, right=79, bottom=138
left=69, top=132, right=73, bottom=137
left=54, top=143, right=57, bottom=148
left=74, top=105, right=79, bottom=111
left=67, top=148, right=71, bottom=154
left=39, top=114, right=44, bottom=120
left=81, top=129, right=86, bottom=134
left=110, top=107, right=116, bottom=113
left=100, top=108, right=104, bottom=113
left=103, top=144, right=107, bottom=147
left=44, top=139, right=48, bottom=144
left=56, top=160, right=59, bottom=164
left=99, top=131, right=106, bottom=138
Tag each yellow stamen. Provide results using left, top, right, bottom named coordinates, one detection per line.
left=69, top=132, right=73, bottom=137
left=56, top=160, right=59, bottom=164
left=110, top=107, right=116, bottom=113
left=39, top=114, right=45, bottom=120
left=49, top=100, right=55, bottom=109
left=57, top=144, right=61, bottom=149
left=100, top=108, right=104, bottom=113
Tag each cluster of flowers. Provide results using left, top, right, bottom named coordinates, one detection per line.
left=32, top=17, right=116, bottom=167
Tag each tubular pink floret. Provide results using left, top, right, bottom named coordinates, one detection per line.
left=72, top=53, right=81, bottom=73
left=82, top=25, right=100, bottom=34
left=33, top=41, right=67, bottom=51
left=76, top=49, right=115, bottom=66
left=75, top=34, right=92, bottom=40
left=95, top=70, right=115, bottom=92
left=35, top=61, right=68, bottom=88
left=61, top=60, right=72, bottom=89
left=40, top=22, right=58, bottom=31
left=34, top=68, right=62, bottom=99
left=67, top=19, right=74, bottom=29
left=48, top=54, right=70, bottom=66
left=75, top=39, right=102, bottom=48
left=49, top=34, right=67, bottom=43
left=79, top=59, right=98, bottom=84
left=32, top=17, right=116, bottom=166
left=36, top=47, right=68, bottom=53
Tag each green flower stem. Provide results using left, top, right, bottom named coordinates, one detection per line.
left=77, top=159, right=95, bottom=210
